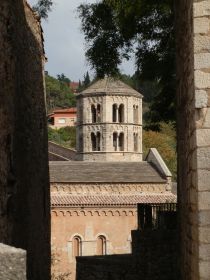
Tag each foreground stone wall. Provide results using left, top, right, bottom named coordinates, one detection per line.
left=176, top=0, right=210, bottom=279
left=0, top=243, right=26, bottom=280
left=76, top=229, right=178, bottom=280
left=0, top=1, right=50, bottom=279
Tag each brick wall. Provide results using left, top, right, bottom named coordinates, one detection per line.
left=0, top=1, right=50, bottom=279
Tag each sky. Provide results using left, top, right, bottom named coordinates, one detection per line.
left=28, top=0, right=135, bottom=82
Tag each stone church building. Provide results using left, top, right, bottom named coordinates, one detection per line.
left=50, top=77, right=176, bottom=278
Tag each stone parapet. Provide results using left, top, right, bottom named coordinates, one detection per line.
left=0, top=243, right=26, bottom=280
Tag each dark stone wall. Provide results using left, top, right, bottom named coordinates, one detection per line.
left=76, top=229, right=178, bottom=280
left=0, top=1, right=50, bottom=279
left=132, top=229, right=179, bottom=280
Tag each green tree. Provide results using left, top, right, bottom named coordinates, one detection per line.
left=143, top=122, right=177, bottom=180
left=33, top=0, right=53, bottom=19
left=78, top=0, right=175, bottom=125
left=83, top=71, right=91, bottom=87
left=57, top=73, right=71, bottom=84
left=46, top=74, right=76, bottom=113
left=48, top=127, right=76, bottom=149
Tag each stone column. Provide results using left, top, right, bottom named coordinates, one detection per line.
left=176, top=0, right=210, bottom=279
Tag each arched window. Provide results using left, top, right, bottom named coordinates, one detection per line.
left=119, top=132, right=124, bottom=151
left=96, top=104, right=101, bottom=122
left=91, top=105, right=96, bottom=123
left=96, top=235, right=106, bottom=255
left=113, top=132, right=118, bottom=151
left=96, top=132, right=101, bottom=151
left=136, top=105, right=139, bottom=124
left=118, top=104, right=124, bottom=123
left=134, top=133, right=138, bottom=152
left=112, top=104, right=117, bottom=122
left=133, top=105, right=139, bottom=123
left=133, top=105, right=136, bottom=123
left=91, top=132, right=96, bottom=151
left=73, top=236, right=82, bottom=257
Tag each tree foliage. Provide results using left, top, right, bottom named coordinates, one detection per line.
left=46, top=74, right=76, bottom=113
left=78, top=0, right=176, bottom=125
left=143, top=122, right=177, bottom=179
left=48, top=127, right=76, bottom=149
left=32, top=0, right=53, bottom=19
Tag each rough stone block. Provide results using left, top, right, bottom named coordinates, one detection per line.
left=195, top=70, right=210, bottom=89
left=198, top=210, right=210, bottom=227
left=195, top=90, right=208, bottom=108
left=194, top=35, right=210, bottom=53
left=194, top=17, right=210, bottom=34
left=199, top=227, right=210, bottom=243
left=194, top=1, right=210, bottom=17
left=199, top=244, right=210, bottom=261
left=196, top=129, right=210, bottom=146
left=203, top=108, right=210, bottom=127
left=199, top=260, right=210, bottom=279
left=0, top=243, right=26, bottom=280
left=198, top=191, right=210, bottom=210
left=197, top=147, right=210, bottom=168
left=195, top=53, right=210, bottom=69
left=197, top=169, right=210, bottom=191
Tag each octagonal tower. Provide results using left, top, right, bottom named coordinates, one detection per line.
left=76, top=77, right=143, bottom=161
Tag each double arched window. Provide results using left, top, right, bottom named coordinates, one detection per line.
left=112, top=104, right=124, bottom=123
left=91, top=104, right=101, bottom=123
left=96, top=235, right=106, bottom=255
left=72, top=236, right=82, bottom=257
left=91, top=132, right=101, bottom=151
left=113, top=132, right=124, bottom=151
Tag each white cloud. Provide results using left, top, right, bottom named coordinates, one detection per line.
left=27, top=0, right=135, bottom=81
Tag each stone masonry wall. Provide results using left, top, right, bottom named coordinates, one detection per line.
left=176, top=0, right=210, bottom=279
left=0, top=1, right=50, bottom=279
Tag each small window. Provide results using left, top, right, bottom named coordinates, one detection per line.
left=119, top=133, right=124, bottom=151
left=112, top=104, right=117, bottom=122
left=96, top=132, right=101, bottom=151
left=91, top=132, right=96, bottom=151
left=91, top=105, right=96, bottom=123
left=73, top=236, right=82, bottom=257
left=96, top=104, right=101, bottom=122
left=96, top=235, right=106, bottom=255
left=118, top=104, right=124, bottom=123
left=58, top=118, right=66, bottom=124
left=113, top=132, right=118, bottom=151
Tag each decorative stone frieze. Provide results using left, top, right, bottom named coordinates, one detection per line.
left=51, top=183, right=168, bottom=195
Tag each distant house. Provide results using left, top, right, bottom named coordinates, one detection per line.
left=69, top=82, right=79, bottom=93
left=48, top=108, right=77, bottom=128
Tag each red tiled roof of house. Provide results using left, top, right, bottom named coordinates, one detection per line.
left=48, top=108, right=77, bottom=117
left=53, top=108, right=77, bottom=113
left=51, top=194, right=177, bottom=207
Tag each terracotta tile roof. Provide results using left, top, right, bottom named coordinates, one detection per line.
left=51, top=194, right=177, bottom=207
left=49, top=161, right=167, bottom=183
left=52, top=108, right=77, bottom=114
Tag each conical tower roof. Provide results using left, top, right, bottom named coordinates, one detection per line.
left=78, top=77, right=143, bottom=98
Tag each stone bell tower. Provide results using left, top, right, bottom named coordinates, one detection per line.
left=76, top=77, right=143, bottom=161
